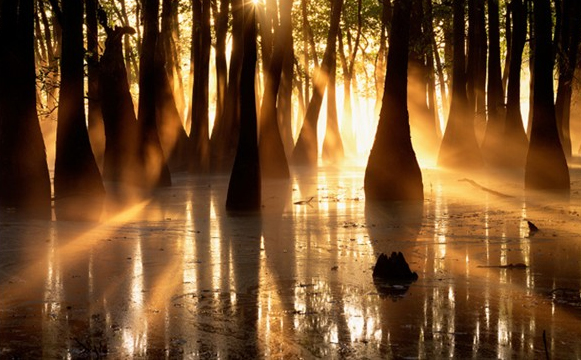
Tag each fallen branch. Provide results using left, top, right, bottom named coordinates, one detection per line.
left=458, top=178, right=514, bottom=198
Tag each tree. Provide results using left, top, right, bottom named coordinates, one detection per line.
left=86, top=0, right=105, bottom=171
left=258, top=0, right=291, bottom=178
left=437, top=0, right=483, bottom=169
left=364, top=0, right=423, bottom=201
left=291, top=0, right=344, bottom=167
left=99, top=14, right=141, bottom=187
left=137, top=0, right=172, bottom=187
left=499, top=0, right=528, bottom=168
left=524, top=0, right=569, bottom=190
left=466, top=0, right=487, bottom=141
left=481, top=0, right=505, bottom=166
left=54, top=0, right=105, bottom=220
left=0, top=0, right=52, bottom=218
left=226, top=0, right=261, bottom=211
left=554, top=0, right=581, bottom=159
left=190, top=0, right=212, bottom=173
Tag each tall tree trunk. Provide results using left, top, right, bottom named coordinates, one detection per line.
left=437, top=0, right=483, bottom=169
left=226, top=0, right=261, bottom=211
left=466, top=0, right=487, bottom=142
left=211, top=0, right=229, bottom=137
left=555, top=0, right=580, bottom=159
left=278, top=0, right=295, bottom=158
left=99, top=24, right=141, bottom=187
left=322, top=33, right=344, bottom=163
left=138, top=0, right=172, bottom=187
left=86, top=0, right=105, bottom=171
left=211, top=0, right=244, bottom=173
left=524, top=0, right=569, bottom=190
left=189, top=0, right=212, bottom=173
left=291, top=0, right=344, bottom=167
left=161, top=0, right=186, bottom=120
left=424, top=0, right=441, bottom=139
left=0, top=0, right=51, bottom=218
left=481, top=0, right=505, bottom=166
left=259, top=0, right=291, bottom=178
left=54, top=0, right=105, bottom=220
left=365, top=0, right=423, bottom=201
left=499, top=0, right=528, bottom=168
left=408, top=0, right=438, bottom=164
left=502, top=1, right=512, bottom=97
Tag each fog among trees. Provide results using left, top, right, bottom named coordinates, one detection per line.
left=1, top=0, right=580, bottom=218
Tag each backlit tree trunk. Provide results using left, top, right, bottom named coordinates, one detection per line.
left=0, top=0, right=52, bottom=218
left=481, top=0, right=505, bottom=166
left=499, top=0, right=528, bottom=168
left=364, top=0, right=423, bottom=201
left=259, top=0, right=291, bottom=178
left=138, top=0, right=172, bottom=187
left=437, top=0, right=484, bottom=169
left=54, top=0, right=105, bottom=220
left=322, top=25, right=344, bottom=164
left=226, top=0, right=261, bottom=211
left=525, top=0, right=569, bottom=190
left=291, top=0, right=344, bottom=167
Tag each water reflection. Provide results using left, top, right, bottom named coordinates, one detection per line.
left=1, top=169, right=581, bottom=358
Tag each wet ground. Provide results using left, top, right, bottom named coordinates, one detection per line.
left=1, top=164, right=581, bottom=359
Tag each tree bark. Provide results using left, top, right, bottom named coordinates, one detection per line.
left=364, top=0, right=423, bottom=201
left=291, top=0, right=344, bottom=167
left=437, top=0, right=484, bottom=169
left=189, top=0, right=212, bottom=173
left=0, top=0, right=52, bottom=218
left=481, top=0, right=505, bottom=166
left=54, top=0, right=105, bottom=220
left=524, top=0, right=569, bottom=190
left=138, top=0, right=172, bottom=188
left=226, top=0, right=261, bottom=211
left=499, top=0, right=528, bottom=168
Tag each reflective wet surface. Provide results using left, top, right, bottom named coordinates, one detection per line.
left=1, top=166, right=581, bottom=358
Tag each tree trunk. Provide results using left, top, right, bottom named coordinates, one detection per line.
left=259, top=0, right=291, bottom=178
left=278, top=0, right=295, bottom=159
left=189, top=0, right=212, bottom=173
left=138, top=0, right=172, bottom=188
left=226, top=0, right=261, bottom=211
left=555, top=0, right=581, bottom=159
left=211, top=0, right=229, bottom=137
left=322, top=32, right=344, bottom=163
left=86, top=0, right=105, bottom=171
left=211, top=0, right=244, bottom=173
left=291, top=0, right=344, bottom=167
left=466, top=0, right=487, bottom=142
left=524, top=0, right=569, bottom=190
left=54, top=0, right=105, bottom=220
left=99, top=25, right=141, bottom=188
left=499, top=0, right=528, bottom=168
left=364, top=0, right=423, bottom=201
left=481, top=0, right=505, bottom=166
left=0, top=0, right=52, bottom=218
left=437, top=0, right=484, bottom=169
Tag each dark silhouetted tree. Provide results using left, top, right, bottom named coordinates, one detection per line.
left=499, top=0, right=528, bottom=168
left=190, top=0, right=212, bottom=173
left=525, top=0, right=569, bottom=190
left=364, top=0, right=423, bottom=201
left=0, top=0, right=51, bottom=218
left=226, top=0, right=261, bottom=211
left=138, top=0, right=172, bottom=187
left=86, top=0, right=105, bottom=171
left=54, top=0, right=105, bottom=220
left=211, top=0, right=244, bottom=173
left=99, top=18, right=141, bottom=186
left=437, top=0, right=484, bottom=169
left=481, top=0, right=505, bottom=166
left=555, top=0, right=581, bottom=159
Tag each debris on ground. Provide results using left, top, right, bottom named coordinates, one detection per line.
left=372, top=252, right=418, bottom=282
